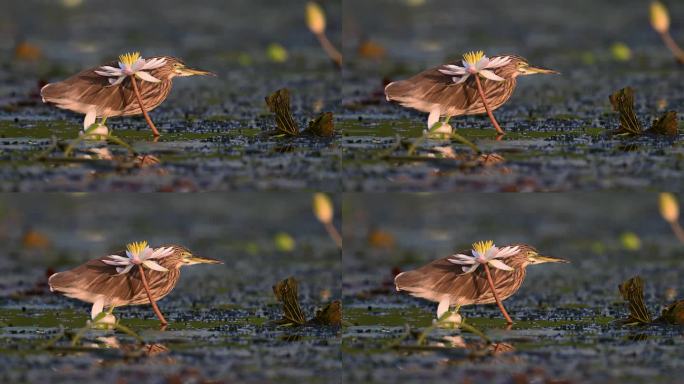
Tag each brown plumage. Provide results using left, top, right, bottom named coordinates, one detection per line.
left=40, top=55, right=214, bottom=132
left=48, top=244, right=221, bottom=321
left=395, top=244, right=568, bottom=318
left=385, top=56, right=523, bottom=117
left=41, top=57, right=177, bottom=119
left=385, top=54, right=558, bottom=130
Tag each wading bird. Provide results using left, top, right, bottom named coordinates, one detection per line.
left=48, top=241, right=221, bottom=325
left=41, top=52, right=215, bottom=137
left=385, top=51, right=558, bottom=135
left=395, top=241, right=568, bottom=324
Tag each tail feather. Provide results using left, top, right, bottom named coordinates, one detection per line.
left=48, top=271, right=76, bottom=293
left=384, top=80, right=413, bottom=102
left=40, top=82, right=73, bottom=105
left=394, top=270, right=424, bottom=292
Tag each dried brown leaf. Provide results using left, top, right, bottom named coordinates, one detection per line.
left=311, top=300, right=341, bottom=326
left=649, top=111, right=678, bottom=136
left=618, top=276, right=653, bottom=325
left=609, top=87, right=643, bottom=136
left=305, top=111, right=335, bottom=137
left=272, top=277, right=307, bottom=325
left=265, top=88, right=300, bottom=136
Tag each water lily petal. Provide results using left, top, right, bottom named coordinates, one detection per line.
left=102, top=256, right=131, bottom=266
left=142, top=260, right=169, bottom=272
left=487, top=259, right=514, bottom=271
left=149, top=247, right=174, bottom=259
left=448, top=257, right=476, bottom=265
left=479, top=70, right=505, bottom=82
left=137, top=246, right=154, bottom=261
left=454, top=74, right=470, bottom=84
left=116, top=265, right=134, bottom=275
left=473, top=56, right=490, bottom=71
left=483, top=245, right=500, bottom=260
left=494, top=246, right=520, bottom=259
left=461, top=264, right=480, bottom=274
left=487, top=56, right=511, bottom=68
left=142, top=57, right=166, bottom=70
left=439, top=68, right=466, bottom=76
left=109, top=76, right=126, bottom=86
left=131, top=58, right=146, bottom=72
left=135, top=71, right=161, bottom=83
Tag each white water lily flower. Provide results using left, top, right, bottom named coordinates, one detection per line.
left=95, top=52, right=166, bottom=86
left=102, top=241, right=174, bottom=275
left=439, top=51, right=511, bottom=85
left=447, top=240, right=519, bottom=274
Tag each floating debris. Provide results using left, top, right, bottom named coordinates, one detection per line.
left=619, top=275, right=684, bottom=325
left=618, top=276, right=652, bottom=325
left=272, top=276, right=341, bottom=327
left=609, top=87, right=679, bottom=137
left=265, top=88, right=336, bottom=137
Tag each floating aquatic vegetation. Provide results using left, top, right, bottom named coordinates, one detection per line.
left=265, top=88, right=336, bottom=137
left=609, top=87, right=679, bottom=137
left=272, top=276, right=341, bottom=327
left=265, top=88, right=300, bottom=136
left=305, top=2, right=342, bottom=68
left=305, top=111, right=335, bottom=137
left=618, top=276, right=652, bottom=325
left=312, top=193, right=342, bottom=248
left=273, top=277, right=307, bottom=325
left=650, top=1, right=684, bottom=63
left=619, top=275, right=684, bottom=325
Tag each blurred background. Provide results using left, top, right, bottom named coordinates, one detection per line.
left=343, top=193, right=684, bottom=383
left=0, top=193, right=341, bottom=384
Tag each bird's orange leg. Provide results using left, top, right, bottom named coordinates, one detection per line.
left=129, top=75, right=161, bottom=137
left=483, top=263, right=513, bottom=324
left=473, top=76, right=505, bottom=136
left=137, top=265, right=168, bottom=326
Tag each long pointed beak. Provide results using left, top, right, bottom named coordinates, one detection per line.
left=180, top=67, right=216, bottom=77
left=186, top=256, right=223, bottom=265
left=525, top=65, right=560, bottom=75
left=534, top=255, right=570, bottom=264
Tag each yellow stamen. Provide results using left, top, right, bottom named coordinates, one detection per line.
left=126, top=240, right=148, bottom=256
left=118, top=52, right=141, bottom=66
left=472, top=240, right=494, bottom=256
left=463, top=50, right=485, bottom=65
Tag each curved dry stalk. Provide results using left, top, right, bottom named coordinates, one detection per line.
left=129, top=75, right=160, bottom=137
left=324, top=222, right=342, bottom=248
left=659, top=31, right=684, bottom=63
left=315, top=32, right=342, bottom=68
left=669, top=221, right=684, bottom=243
left=137, top=265, right=168, bottom=326
left=473, top=75, right=505, bottom=135
left=483, top=263, right=513, bottom=324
